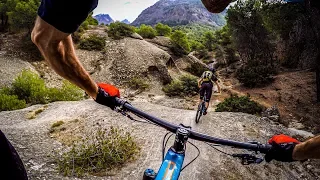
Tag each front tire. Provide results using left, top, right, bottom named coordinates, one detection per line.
left=195, top=104, right=202, bottom=123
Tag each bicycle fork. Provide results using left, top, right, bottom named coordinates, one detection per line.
left=143, top=127, right=190, bottom=180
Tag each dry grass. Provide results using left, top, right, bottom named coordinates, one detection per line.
left=49, top=119, right=83, bottom=146
left=26, top=106, right=47, bottom=119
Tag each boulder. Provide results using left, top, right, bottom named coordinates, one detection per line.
left=261, top=105, right=281, bottom=122
left=0, top=56, right=38, bottom=88
left=130, top=33, right=143, bottom=40
left=174, top=53, right=208, bottom=71
left=91, top=38, right=173, bottom=85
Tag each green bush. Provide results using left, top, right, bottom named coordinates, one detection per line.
left=0, top=93, right=26, bottom=111
left=189, top=40, right=209, bottom=59
left=56, top=127, right=140, bottom=177
left=48, top=80, right=84, bottom=102
left=12, top=69, right=48, bottom=104
left=163, top=75, right=198, bottom=97
left=136, top=24, right=157, bottom=39
left=0, top=69, right=84, bottom=111
left=155, top=23, right=172, bottom=36
left=170, top=30, right=191, bottom=55
left=185, top=63, right=208, bottom=77
left=79, top=34, right=106, bottom=51
left=80, top=21, right=89, bottom=30
left=215, top=94, right=263, bottom=115
left=236, top=64, right=275, bottom=88
left=127, top=78, right=150, bottom=92
left=108, top=22, right=135, bottom=40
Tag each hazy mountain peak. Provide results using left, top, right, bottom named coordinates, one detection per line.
left=131, top=0, right=226, bottom=27
left=94, top=14, right=114, bottom=25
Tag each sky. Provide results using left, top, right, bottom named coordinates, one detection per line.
left=93, top=0, right=159, bottom=23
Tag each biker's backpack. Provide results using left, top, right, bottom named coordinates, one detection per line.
left=201, top=71, right=213, bottom=82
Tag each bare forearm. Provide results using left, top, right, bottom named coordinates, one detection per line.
left=293, top=135, right=320, bottom=160
left=215, top=82, right=221, bottom=92
left=44, top=37, right=98, bottom=99
left=198, top=80, right=202, bottom=87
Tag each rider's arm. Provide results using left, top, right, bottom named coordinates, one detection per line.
left=31, top=17, right=98, bottom=99
left=293, top=135, right=320, bottom=160
left=198, top=79, right=203, bottom=88
left=214, top=81, right=221, bottom=93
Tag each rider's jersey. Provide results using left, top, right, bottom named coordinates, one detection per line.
left=201, top=71, right=217, bottom=83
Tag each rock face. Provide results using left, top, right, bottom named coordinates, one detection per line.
left=0, top=99, right=319, bottom=179
left=131, top=0, right=226, bottom=26
left=261, top=105, right=281, bottom=122
left=0, top=56, right=37, bottom=87
left=94, top=14, right=114, bottom=25
left=91, top=38, right=173, bottom=85
left=174, top=53, right=208, bottom=71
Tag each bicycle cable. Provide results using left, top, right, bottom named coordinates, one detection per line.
left=117, top=107, right=160, bottom=126
left=162, top=132, right=174, bottom=161
left=180, top=140, right=200, bottom=172
left=205, top=142, right=233, bottom=156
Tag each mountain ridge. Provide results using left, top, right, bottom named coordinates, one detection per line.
left=94, top=14, right=114, bottom=25
left=131, top=0, right=226, bottom=27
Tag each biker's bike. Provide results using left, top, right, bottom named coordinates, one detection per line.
left=195, top=92, right=207, bottom=124
left=114, top=97, right=271, bottom=180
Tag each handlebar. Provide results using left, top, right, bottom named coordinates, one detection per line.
left=115, top=98, right=272, bottom=154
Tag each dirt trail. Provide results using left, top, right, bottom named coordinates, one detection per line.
left=0, top=98, right=319, bottom=180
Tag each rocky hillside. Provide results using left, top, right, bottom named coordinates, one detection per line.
left=1, top=99, right=319, bottom=179
left=131, top=0, right=226, bottom=26
left=94, top=14, right=114, bottom=25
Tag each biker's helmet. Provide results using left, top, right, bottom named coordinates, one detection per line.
left=209, top=67, right=216, bottom=74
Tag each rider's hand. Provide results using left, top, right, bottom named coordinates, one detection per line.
left=265, top=134, right=300, bottom=162
left=95, top=83, right=120, bottom=110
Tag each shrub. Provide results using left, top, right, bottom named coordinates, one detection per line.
left=155, top=23, right=172, bottom=36
left=136, top=24, right=157, bottom=39
left=236, top=64, right=275, bottom=88
left=56, top=127, right=140, bottom=177
left=170, top=30, right=191, bottom=55
left=108, top=22, right=135, bottom=40
left=215, top=94, right=263, bottom=115
left=79, top=34, right=106, bottom=51
left=0, top=69, right=84, bottom=111
left=189, top=40, right=210, bottom=59
left=127, top=78, right=150, bottom=92
left=0, top=93, right=26, bottom=111
left=12, top=69, right=48, bottom=104
left=80, top=21, right=89, bottom=30
left=185, top=63, right=208, bottom=77
left=48, top=80, right=84, bottom=102
left=163, top=75, right=198, bottom=97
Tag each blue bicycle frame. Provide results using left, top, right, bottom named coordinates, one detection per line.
left=155, top=148, right=185, bottom=180
left=143, top=128, right=190, bottom=180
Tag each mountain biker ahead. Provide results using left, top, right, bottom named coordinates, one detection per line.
left=200, top=0, right=320, bottom=163
left=198, top=67, right=221, bottom=115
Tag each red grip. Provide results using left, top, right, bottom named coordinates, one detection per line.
left=97, top=83, right=120, bottom=97
left=268, top=134, right=300, bottom=144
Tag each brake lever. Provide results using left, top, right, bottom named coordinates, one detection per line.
left=115, top=107, right=135, bottom=120
left=232, top=154, right=264, bottom=165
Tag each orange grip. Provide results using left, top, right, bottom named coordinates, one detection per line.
left=97, top=83, right=120, bottom=97
left=268, top=134, right=300, bottom=144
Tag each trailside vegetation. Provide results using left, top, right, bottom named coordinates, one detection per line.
left=0, top=69, right=84, bottom=111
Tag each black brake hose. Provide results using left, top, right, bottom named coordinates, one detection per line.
left=115, top=98, right=272, bottom=154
